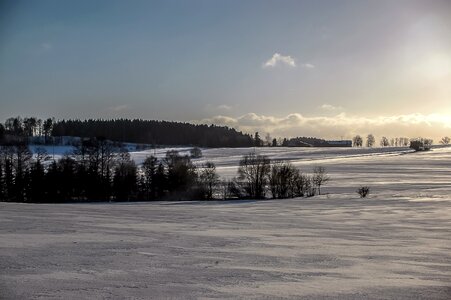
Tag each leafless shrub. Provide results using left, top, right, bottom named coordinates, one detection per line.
left=357, top=186, right=370, bottom=198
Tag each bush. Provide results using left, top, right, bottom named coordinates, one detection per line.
left=190, top=147, right=202, bottom=158
left=224, top=178, right=244, bottom=199
left=269, top=162, right=313, bottom=198
left=269, top=162, right=297, bottom=199
left=197, top=162, right=219, bottom=200
left=357, top=186, right=370, bottom=198
left=237, top=153, right=271, bottom=199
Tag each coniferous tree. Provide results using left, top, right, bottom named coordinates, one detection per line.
left=12, top=144, right=32, bottom=202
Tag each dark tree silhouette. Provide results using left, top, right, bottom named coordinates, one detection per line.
left=198, top=162, right=219, bottom=200
left=352, top=135, right=363, bottom=147
left=50, top=118, right=253, bottom=147
left=237, top=153, right=271, bottom=199
left=164, top=150, right=197, bottom=199
left=113, top=151, right=137, bottom=201
left=366, top=134, right=375, bottom=147
left=312, top=166, right=330, bottom=195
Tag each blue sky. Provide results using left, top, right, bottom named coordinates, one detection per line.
left=1, top=0, right=450, bottom=139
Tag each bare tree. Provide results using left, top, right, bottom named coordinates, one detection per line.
left=352, top=135, right=363, bottom=147
left=312, top=166, right=330, bottom=195
left=366, top=134, right=375, bottom=147
left=380, top=136, right=390, bottom=147
left=440, top=136, right=450, bottom=145
left=198, top=162, right=220, bottom=200
left=269, top=161, right=296, bottom=199
left=265, top=133, right=272, bottom=147
left=237, top=153, right=271, bottom=199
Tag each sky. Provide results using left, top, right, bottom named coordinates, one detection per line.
left=1, top=0, right=451, bottom=140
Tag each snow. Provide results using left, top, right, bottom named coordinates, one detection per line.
left=1, top=146, right=450, bottom=299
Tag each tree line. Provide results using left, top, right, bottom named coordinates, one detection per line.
left=350, top=134, right=447, bottom=148
left=0, top=116, right=336, bottom=149
left=0, top=139, right=329, bottom=203
left=0, top=116, right=255, bottom=148
left=52, top=119, right=257, bottom=147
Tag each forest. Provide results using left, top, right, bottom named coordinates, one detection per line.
left=0, top=116, right=336, bottom=148
left=51, top=118, right=256, bottom=147
left=0, top=117, right=255, bottom=147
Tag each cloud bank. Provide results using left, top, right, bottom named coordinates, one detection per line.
left=194, top=113, right=451, bottom=141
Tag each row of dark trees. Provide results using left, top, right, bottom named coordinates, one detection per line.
left=353, top=134, right=443, bottom=148
left=0, top=117, right=54, bottom=143
left=0, top=139, right=212, bottom=202
left=229, top=153, right=329, bottom=199
left=353, top=134, right=412, bottom=147
left=0, top=140, right=329, bottom=203
left=0, top=117, right=255, bottom=148
left=51, top=119, right=255, bottom=147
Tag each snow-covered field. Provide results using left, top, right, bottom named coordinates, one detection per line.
left=1, top=146, right=451, bottom=299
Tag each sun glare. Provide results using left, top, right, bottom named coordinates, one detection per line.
left=421, top=53, right=451, bottom=80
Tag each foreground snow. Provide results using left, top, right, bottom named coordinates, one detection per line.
left=1, top=195, right=450, bottom=299
left=1, top=146, right=450, bottom=299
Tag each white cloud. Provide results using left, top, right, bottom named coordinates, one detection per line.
left=301, top=63, right=315, bottom=69
left=263, top=53, right=296, bottom=68
left=320, top=104, right=343, bottom=111
left=193, top=113, right=451, bottom=141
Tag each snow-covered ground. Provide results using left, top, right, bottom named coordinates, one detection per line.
left=2, top=146, right=450, bottom=299
left=133, top=146, right=451, bottom=198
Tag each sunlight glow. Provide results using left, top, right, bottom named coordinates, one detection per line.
left=420, top=53, right=451, bottom=80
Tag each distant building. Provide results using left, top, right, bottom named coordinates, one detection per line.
left=325, top=140, right=352, bottom=147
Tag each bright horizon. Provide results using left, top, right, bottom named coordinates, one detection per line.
left=1, top=0, right=450, bottom=140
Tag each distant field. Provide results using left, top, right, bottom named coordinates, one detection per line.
left=1, top=146, right=451, bottom=299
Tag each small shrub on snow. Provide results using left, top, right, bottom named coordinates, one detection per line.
left=357, top=186, right=370, bottom=198
left=190, top=147, right=203, bottom=158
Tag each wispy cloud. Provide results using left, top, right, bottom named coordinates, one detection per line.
left=193, top=113, right=451, bottom=140
left=301, top=63, right=315, bottom=69
left=217, top=104, right=232, bottom=111
left=108, top=105, right=128, bottom=112
left=320, top=104, right=343, bottom=111
left=263, top=53, right=296, bottom=68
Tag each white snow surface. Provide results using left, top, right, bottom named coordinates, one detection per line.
left=2, top=146, right=449, bottom=299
